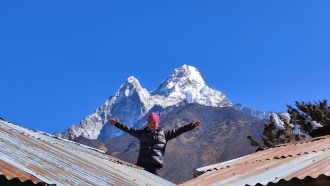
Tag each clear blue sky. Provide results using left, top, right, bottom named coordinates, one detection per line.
left=1, top=1, right=329, bottom=134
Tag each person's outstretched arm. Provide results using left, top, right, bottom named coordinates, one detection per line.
left=109, top=117, right=142, bottom=138
left=164, top=120, right=201, bottom=141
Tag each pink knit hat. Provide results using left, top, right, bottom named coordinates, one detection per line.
left=148, top=112, right=160, bottom=124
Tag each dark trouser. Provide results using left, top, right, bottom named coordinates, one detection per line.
left=136, top=163, right=160, bottom=176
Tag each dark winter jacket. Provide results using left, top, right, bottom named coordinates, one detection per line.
left=114, top=122, right=195, bottom=168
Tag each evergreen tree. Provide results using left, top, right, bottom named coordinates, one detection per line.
left=248, top=99, right=330, bottom=150
left=288, top=100, right=330, bottom=137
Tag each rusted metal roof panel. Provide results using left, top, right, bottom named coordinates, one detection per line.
left=180, top=135, right=330, bottom=186
left=0, top=159, right=46, bottom=184
left=0, top=118, right=175, bottom=186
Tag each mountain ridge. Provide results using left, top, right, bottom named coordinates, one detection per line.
left=62, top=65, right=234, bottom=140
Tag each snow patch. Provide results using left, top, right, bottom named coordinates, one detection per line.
left=310, top=121, right=323, bottom=129
left=271, top=113, right=285, bottom=130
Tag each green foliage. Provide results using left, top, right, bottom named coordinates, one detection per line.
left=248, top=99, right=330, bottom=150
left=288, top=100, right=330, bottom=137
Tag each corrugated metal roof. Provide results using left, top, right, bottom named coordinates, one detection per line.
left=0, top=159, right=46, bottom=185
left=180, top=135, right=330, bottom=186
left=0, top=118, right=175, bottom=186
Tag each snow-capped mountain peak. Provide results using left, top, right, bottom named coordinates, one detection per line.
left=125, top=76, right=141, bottom=88
left=154, top=65, right=205, bottom=95
left=116, top=76, right=154, bottom=112
left=153, top=64, right=232, bottom=107
left=118, top=76, right=145, bottom=97
left=169, top=64, right=205, bottom=87
left=62, top=65, right=232, bottom=140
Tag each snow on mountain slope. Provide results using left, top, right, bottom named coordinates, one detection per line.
left=62, top=65, right=233, bottom=140
left=152, top=65, right=232, bottom=107
left=234, top=104, right=271, bottom=120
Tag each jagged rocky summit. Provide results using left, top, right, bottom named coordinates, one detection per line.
left=61, top=64, right=268, bottom=140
